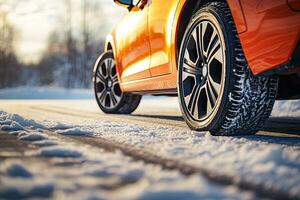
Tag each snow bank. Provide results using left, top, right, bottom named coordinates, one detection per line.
left=51, top=122, right=75, bottom=130
left=272, top=100, right=300, bottom=117
left=55, top=127, right=91, bottom=136
left=0, top=181, right=54, bottom=199
left=19, top=133, right=47, bottom=141
left=9, top=114, right=44, bottom=128
left=0, top=87, right=93, bottom=99
left=0, top=161, right=33, bottom=178
left=32, top=140, right=58, bottom=147
left=0, top=112, right=44, bottom=129
left=0, top=121, right=24, bottom=131
left=39, top=147, right=82, bottom=158
left=7, top=131, right=27, bottom=137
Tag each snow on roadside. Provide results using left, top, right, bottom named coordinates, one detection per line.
left=55, top=127, right=91, bottom=136
left=39, top=147, right=82, bottom=158
left=19, top=133, right=47, bottom=141
left=35, top=110, right=300, bottom=198
left=51, top=122, right=75, bottom=130
left=0, top=96, right=300, bottom=199
left=32, top=140, right=58, bottom=147
left=0, top=121, right=24, bottom=131
left=0, top=111, right=256, bottom=199
left=272, top=100, right=300, bottom=117
left=1, top=161, right=33, bottom=178
left=2, top=108, right=300, bottom=198
left=0, top=87, right=93, bottom=99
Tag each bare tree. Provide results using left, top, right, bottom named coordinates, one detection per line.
left=81, top=0, right=93, bottom=88
left=65, top=0, right=79, bottom=88
left=27, top=0, right=106, bottom=88
left=0, top=11, right=21, bottom=88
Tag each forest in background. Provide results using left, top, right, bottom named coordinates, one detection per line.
left=0, top=0, right=116, bottom=89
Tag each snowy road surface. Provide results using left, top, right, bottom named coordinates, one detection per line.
left=0, top=95, right=300, bottom=200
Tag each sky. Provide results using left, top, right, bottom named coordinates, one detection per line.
left=0, top=0, right=126, bottom=64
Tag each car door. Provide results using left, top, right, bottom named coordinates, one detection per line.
left=148, top=0, right=179, bottom=77
left=114, top=5, right=151, bottom=83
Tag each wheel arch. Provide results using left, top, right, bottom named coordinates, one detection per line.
left=174, top=0, right=224, bottom=57
left=103, top=34, right=125, bottom=89
left=173, top=0, right=246, bottom=65
left=93, top=41, right=114, bottom=77
left=104, top=34, right=116, bottom=55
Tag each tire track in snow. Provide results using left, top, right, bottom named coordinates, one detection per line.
left=31, top=127, right=298, bottom=200
left=30, top=105, right=188, bottom=128
left=31, top=105, right=300, bottom=138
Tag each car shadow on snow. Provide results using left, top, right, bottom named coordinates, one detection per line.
left=132, top=114, right=184, bottom=122
left=132, top=114, right=300, bottom=146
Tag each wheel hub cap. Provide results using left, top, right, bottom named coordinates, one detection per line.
left=107, top=79, right=113, bottom=88
left=202, top=64, right=208, bottom=77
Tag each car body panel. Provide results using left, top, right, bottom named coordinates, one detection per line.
left=238, top=0, right=300, bottom=74
left=106, top=0, right=300, bottom=93
left=113, top=6, right=151, bottom=83
left=148, top=0, right=178, bottom=77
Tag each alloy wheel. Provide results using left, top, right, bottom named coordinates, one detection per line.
left=95, top=58, right=123, bottom=109
left=180, top=20, right=225, bottom=122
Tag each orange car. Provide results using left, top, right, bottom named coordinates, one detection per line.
left=93, top=0, right=300, bottom=135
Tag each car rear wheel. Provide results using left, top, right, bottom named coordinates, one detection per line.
left=93, top=51, right=141, bottom=114
left=178, top=2, right=278, bottom=135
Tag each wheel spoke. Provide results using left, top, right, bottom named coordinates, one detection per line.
left=185, top=84, right=201, bottom=117
left=206, top=80, right=217, bottom=104
left=105, top=93, right=112, bottom=108
left=208, top=74, right=221, bottom=95
left=100, top=61, right=108, bottom=78
left=206, top=29, right=218, bottom=57
left=112, top=74, right=118, bottom=83
left=207, top=41, right=222, bottom=64
left=183, top=49, right=200, bottom=79
left=205, top=85, right=214, bottom=115
left=112, top=89, right=121, bottom=99
left=109, top=60, right=116, bottom=78
left=201, top=21, right=208, bottom=54
left=109, top=92, right=117, bottom=106
left=198, top=23, right=205, bottom=61
left=183, top=49, right=200, bottom=76
left=98, top=90, right=107, bottom=104
left=192, top=25, right=204, bottom=61
left=183, top=60, right=200, bottom=75
left=96, top=71, right=106, bottom=84
left=184, top=50, right=197, bottom=67
left=180, top=20, right=224, bottom=121
left=105, top=59, right=112, bottom=79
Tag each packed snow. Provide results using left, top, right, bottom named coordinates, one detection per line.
left=19, top=133, right=47, bottom=141
left=0, top=112, right=256, bottom=199
left=0, top=87, right=300, bottom=199
left=55, top=127, right=91, bottom=136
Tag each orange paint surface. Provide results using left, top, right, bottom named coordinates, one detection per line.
left=106, top=0, right=300, bottom=93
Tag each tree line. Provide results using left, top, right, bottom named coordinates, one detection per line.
left=0, top=0, right=107, bottom=89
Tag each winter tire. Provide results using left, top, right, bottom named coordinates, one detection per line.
left=178, top=2, right=278, bottom=136
left=93, top=51, right=141, bottom=114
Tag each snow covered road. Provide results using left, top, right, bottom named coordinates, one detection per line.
left=0, top=96, right=300, bottom=199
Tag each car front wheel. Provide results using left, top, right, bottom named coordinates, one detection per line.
left=178, top=2, right=278, bottom=136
